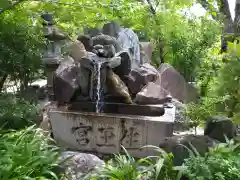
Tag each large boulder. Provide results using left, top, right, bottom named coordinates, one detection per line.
left=59, top=151, right=105, bottom=179
left=113, top=51, right=132, bottom=80
left=53, top=56, right=90, bottom=104
left=77, top=34, right=94, bottom=52
left=92, top=34, right=121, bottom=53
left=106, top=68, right=133, bottom=104
left=102, top=21, right=141, bottom=69
left=67, top=40, right=87, bottom=62
left=134, top=82, right=171, bottom=105
left=157, top=63, right=198, bottom=103
left=127, top=63, right=158, bottom=95
left=204, top=116, right=237, bottom=142
left=159, top=135, right=218, bottom=166
left=54, top=40, right=91, bottom=104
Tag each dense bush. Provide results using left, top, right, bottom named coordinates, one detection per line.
left=0, top=93, right=39, bottom=130
left=90, top=146, right=182, bottom=180
left=192, top=54, right=240, bottom=126
left=210, top=55, right=240, bottom=120
left=0, top=126, right=62, bottom=180
left=0, top=1, right=45, bottom=92
left=183, top=139, right=240, bottom=180
left=89, top=141, right=240, bottom=180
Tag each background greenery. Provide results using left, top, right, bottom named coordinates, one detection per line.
left=0, top=0, right=240, bottom=179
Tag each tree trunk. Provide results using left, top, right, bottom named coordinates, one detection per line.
left=0, top=74, right=8, bottom=92
left=234, top=0, right=240, bottom=34
left=159, top=40, right=164, bottom=63
left=198, top=0, right=233, bottom=52
left=146, top=0, right=156, bottom=14
left=218, top=0, right=233, bottom=52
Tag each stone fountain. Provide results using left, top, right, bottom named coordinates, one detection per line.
left=42, top=15, right=175, bottom=157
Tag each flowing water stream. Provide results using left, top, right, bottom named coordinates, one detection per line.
left=93, top=61, right=102, bottom=113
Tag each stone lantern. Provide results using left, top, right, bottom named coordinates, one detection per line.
left=41, top=13, right=66, bottom=101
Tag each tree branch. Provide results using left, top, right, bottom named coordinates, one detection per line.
left=0, top=0, right=26, bottom=14
left=146, top=0, right=156, bottom=15
left=197, top=0, right=219, bottom=20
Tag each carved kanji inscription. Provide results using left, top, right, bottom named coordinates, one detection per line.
left=122, top=120, right=143, bottom=149
left=71, top=118, right=92, bottom=146
left=96, top=125, right=116, bottom=147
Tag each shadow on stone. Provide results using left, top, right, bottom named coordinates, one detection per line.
left=68, top=102, right=165, bottom=117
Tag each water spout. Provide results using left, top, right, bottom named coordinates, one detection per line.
left=93, top=61, right=102, bottom=113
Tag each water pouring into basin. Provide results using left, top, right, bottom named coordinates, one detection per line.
left=52, top=23, right=171, bottom=118
left=93, top=61, right=102, bottom=113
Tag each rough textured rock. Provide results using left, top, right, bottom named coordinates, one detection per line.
left=113, top=51, right=132, bottom=81
left=92, top=34, right=121, bottom=53
left=159, top=135, right=218, bottom=166
left=117, top=28, right=141, bottom=69
left=106, top=68, right=133, bottom=104
left=53, top=56, right=89, bottom=104
left=134, top=82, right=171, bottom=105
left=157, top=63, right=198, bottom=103
left=67, top=40, right=87, bottom=62
left=204, top=116, right=237, bottom=142
left=77, top=35, right=93, bottom=52
left=60, top=151, right=105, bottom=179
left=103, top=21, right=141, bottom=69
left=127, top=63, right=158, bottom=95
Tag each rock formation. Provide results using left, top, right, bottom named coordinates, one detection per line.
left=53, top=30, right=134, bottom=105
left=159, top=135, right=218, bottom=166
left=204, top=116, right=237, bottom=142
left=102, top=21, right=141, bottom=69
left=59, top=151, right=105, bottom=179
left=157, top=63, right=198, bottom=103
left=52, top=21, right=199, bottom=110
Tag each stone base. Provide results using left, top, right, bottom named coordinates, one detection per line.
left=48, top=106, right=175, bottom=157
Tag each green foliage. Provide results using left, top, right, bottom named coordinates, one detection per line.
left=163, top=17, right=221, bottom=81
left=183, top=96, right=222, bottom=133
left=0, top=93, right=39, bottom=130
left=0, top=3, right=44, bottom=91
left=183, top=139, right=240, bottom=180
left=21, top=0, right=220, bottom=81
left=196, top=40, right=222, bottom=96
left=91, top=146, right=182, bottom=180
left=0, top=126, right=62, bottom=180
left=214, top=55, right=240, bottom=119
left=203, top=54, right=240, bottom=123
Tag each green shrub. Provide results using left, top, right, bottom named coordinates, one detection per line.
left=182, top=139, right=240, bottom=180
left=0, top=93, right=39, bottom=130
left=91, top=146, right=182, bottom=180
left=183, top=97, right=222, bottom=134
left=211, top=55, right=240, bottom=119
left=0, top=126, right=62, bottom=180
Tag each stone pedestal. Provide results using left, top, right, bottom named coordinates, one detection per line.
left=48, top=105, right=175, bottom=157
left=41, top=13, right=66, bottom=101
left=45, top=63, right=60, bottom=101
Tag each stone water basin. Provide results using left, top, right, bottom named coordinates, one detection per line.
left=49, top=102, right=175, bottom=157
